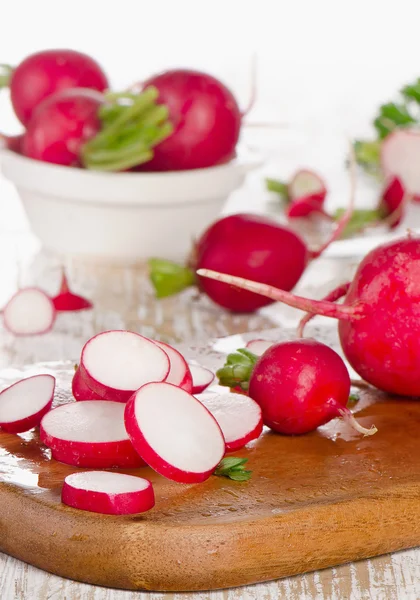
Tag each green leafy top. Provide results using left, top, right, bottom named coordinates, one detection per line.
left=214, top=457, right=252, bottom=481
left=216, top=348, right=259, bottom=391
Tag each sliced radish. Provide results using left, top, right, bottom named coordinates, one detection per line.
left=0, top=374, right=55, bottom=433
left=124, top=382, right=225, bottom=483
left=62, top=471, right=155, bottom=515
left=189, top=364, right=215, bottom=394
left=246, top=339, right=274, bottom=357
left=72, top=367, right=102, bottom=401
left=52, top=271, right=93, bottom=312
left=381, top=129, right=420, bottom=196
left=3, top=288, right=56, bottom=336
left=79, top=330, right=170, bottom=402
left=40, top=400, right=144, bottom=468
left=195, top=392, right=263, bottom=451
left=154, top=340, right=193, bottom=392
left=288, top=169, right=327, bottom=201
left=286, top=193, right=326, bottom=219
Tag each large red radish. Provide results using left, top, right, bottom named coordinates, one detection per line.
left=154, top=340, right=193, bottom=392
left=124, top=382, right=225, bottom=483
left=72, top=367, right=102, bottom=401
left=52, top=271, right=92, bottom=312
left=189, top=364, right=215, bottom=394
left=3, top=288, right=56, bottom=336
left=79, top=330, right=170, bottom=403
left=380, top=129, right=420, bottom=197
left=245, top=339, right=274, bottom=357
left=40, top=401, right=144, bottom=468
left=61, top=471, right=154, bottom=515
left=195, top=392, right=263, bottom=450
left=0, top=374, right=55, bottom=433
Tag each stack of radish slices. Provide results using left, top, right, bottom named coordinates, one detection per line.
left=0, top=329, right=262, bottom=516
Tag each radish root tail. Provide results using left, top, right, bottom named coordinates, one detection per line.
left=339, top=407, right=377, bottom=437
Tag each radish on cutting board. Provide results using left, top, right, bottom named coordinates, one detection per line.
left=154, top=340, right=193, bottom=392
left=124, top=382, right=225, bottom=483
left=3, top=288, right=56, bottom=336
left=245, top=339, right=274, bottom=357
left=195, top=392, right=263, bottom=450
left=61, top=471, right=155, bottom=515
left=0, top=374, right=55, bottom=433
left=79, top=330, right=170, bottom=402
left=189, top=364, right=215, bottom=394
left=40, top=401, right=144, bottom=468
left=72, top=367, right=102, bottom=401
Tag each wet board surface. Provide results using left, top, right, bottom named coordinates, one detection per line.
left=0, top=333, right=420, bottom=593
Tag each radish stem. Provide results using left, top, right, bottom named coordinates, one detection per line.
left=297, top=282, right=351, bottom=338
left=0, top=64, right=13, bottom=88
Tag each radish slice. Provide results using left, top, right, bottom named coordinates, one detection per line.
left=3, top=288, right=56, bottom=336
left=40, top=400, right=144, bottom=468
left=79, top=330, right=170, bottom=402
left=0, top=374, right=55, bottom=433
left=189, top=364, right=215, bottom=394
left=72, top=367, right=102, bottom=401
left=246, top=339, right=274, bottom=357
left=195, top=392, right=263, bottom=451
left=288, top=169, right=327, bottom=201
left=381, top=129, right=420, bottom=196
left=124, top=382, right=225, bottom=483
left=154, top=340, right=193, bottom=392
left=62, top=471, right=155, bottom=515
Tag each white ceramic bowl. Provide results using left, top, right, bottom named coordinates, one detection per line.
left=0, top=149, right=262, bottom=263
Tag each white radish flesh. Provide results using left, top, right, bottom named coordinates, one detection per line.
left=124, top=382, right=225, bottom=483
left=0, top=374, right=55, bottom=433
left=80, top=330, right=170, bottom=402
left=3, top=288, right=56, bottom=336
left=189, top=364, right=215, bottom=394
left=62, top=471, right=155, bottom=515
left=288, top=169, right=326, bottom=201
left=154, top=340, right=193, bottom=392
left=246, top=339, right=274, bottom=357
left=381, top=129, right=420, bottom=196
left=40, top=400, right=144, bottom=468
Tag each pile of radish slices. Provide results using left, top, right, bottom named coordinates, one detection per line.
left=0, top=329, right=262, bottom=515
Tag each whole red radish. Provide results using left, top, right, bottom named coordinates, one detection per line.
left=139, top=69, right=241, bottom=171
left=198, top=234, right=420, bottom=397
left=3, top=49, right=108, bottom=126
left=216, top=341, right=376, bottom=436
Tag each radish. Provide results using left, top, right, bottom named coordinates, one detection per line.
left=153, top=340, right=193, bottom=392
left=216, top=340, right=377, bottom=436
left=380, top=129, right=420, bottom=197
left=52, top=271, right=92, bottom=312
left=124, top=382, right=225, bottom=483
left=62, top=471, right=155, bottom=515
left=378, top=176, right=406, bottom=228
left=286, top=193, right=328, bottom=219
left=189, top=364, right=215, bottom=394
left=0, top=374, right=55, bottom=433
left=245, top=339, right=274, bottom=356
left=3, top=288, right=56, bottom=336
left=138, top=69, right=241, bottom=171
left=267, top=169, right=329, bottom=219
left=72, top=367, right=102, bottom=401
left=289, top=169, right=327, bottom=202
left=195, top=392, right=263, bottom=450
left=40, top=400, right=144, bottom=468
left=198, top=233, right=420, bottom=397
left=297, top=282, right=351, bottom=338
left=1, top=49, right=108, bottom=126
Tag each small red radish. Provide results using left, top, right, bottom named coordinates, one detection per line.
left=139, top=69, right=241, bottom=171
left=198, top=233, right=420, bottom=397
left=3, top=288, right=56, bottom=336
left=79, top=330, right=170, bottom=403
left=216, top=341, right=376, bottom=436
left=72, top=367, right=102, bottom=401
left=3, top=49, right=108, bottom=126
left=189, top=364, right=215, bottom=394
left=0, top=374, right=55, bottom=433
left=62, top=471, right=154, bottom=515
left=288, top=169, right=327, bottom=202
left=52, top=271, right=92, bottom=312
left=195, top=392, right=263, bottom=450
left=124, top=382, right=225, bottom=483
left=380, top=129, right=420, bottom=198
left=40, top=400, right=144, bottom=468
left=154, top=340, right=193, bottom=392
left=246, top=339, right=274, bottom=357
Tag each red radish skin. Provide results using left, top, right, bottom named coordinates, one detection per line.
left=7, top=49, right=108, bottom=126
left=379, top=177, right=406, bottom=229
left=40, top=400, right=145, bottom=468
left=3, top=288, right=56, bottom=336
left=139, top=69, right=241, bottom=171
left=72, top=367, right=102, bottom=401
left=286, top=193, right=327, bottom=219
left=154, top=340, right=193, bottom=392
left=189, top=364, right=215, bottom=394
left=198, top=234, right=420, bottom=397
left=52, top=271, right=93, bottom=312
left=79, top=330, right=170, bottom=403
left=62, top=471, right=155, bottom=515
left=380, top=130, right=420, bottom=198
left=124, top=382, right=225, bottom=484
left=195, top=392, right=263, bottom=450
left=0, top=374, right=55, bottom=434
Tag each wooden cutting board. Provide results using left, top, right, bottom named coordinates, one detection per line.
left=0, top=346, right=420, bottom=594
